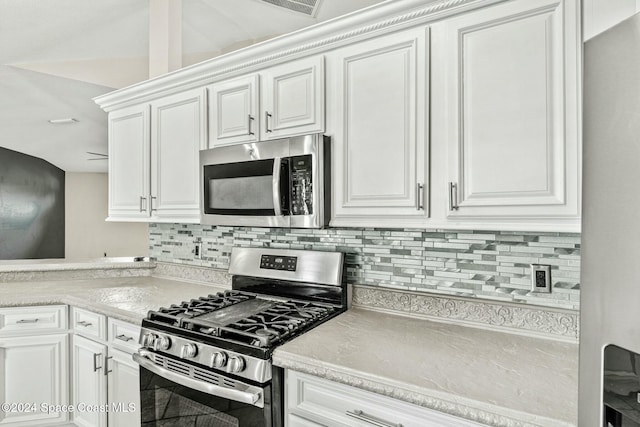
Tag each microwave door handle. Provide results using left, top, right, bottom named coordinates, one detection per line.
left=272, top=158, right=282, bottom=216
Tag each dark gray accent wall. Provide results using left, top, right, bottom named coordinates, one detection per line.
left=0, top=147, right=65, bottom=259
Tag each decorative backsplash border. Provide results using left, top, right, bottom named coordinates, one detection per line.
left=352, top=285, right=579, bottom=341
left=148, top=224, right=581, bottom=310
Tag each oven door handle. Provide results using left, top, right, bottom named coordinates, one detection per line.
left=133, top=351, right=265, bottom=408
left=272, top=157, right=282, bottom=217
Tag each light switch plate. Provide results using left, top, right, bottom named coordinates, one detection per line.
left=530, top=264, right=552, bottom=293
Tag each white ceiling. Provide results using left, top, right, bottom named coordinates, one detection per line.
left=0, top=0, right=386, bottom=173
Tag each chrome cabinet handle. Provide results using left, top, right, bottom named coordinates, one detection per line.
left=115, top=334, right=134, bottom=342
left=150, top=196, right=157, bottom=212
left=345, top=410, right=403, bottom=427
left=93, top=353, right=103, bottom=372
left=416, top=182, right=424, bottom=211
left=16, top=318, right=39, bottom=324
left=449, top=182, right=459, bottom=211
left=248, top=114, right=255, bottom=135
left=265, top=111, right=272, bottom=133
left=104, top=356, right=113, bottom=376
left=77, top=320, right=93, bottom=327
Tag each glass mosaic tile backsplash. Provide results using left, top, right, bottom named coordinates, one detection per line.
left=149, top=224, right=581, bottom=310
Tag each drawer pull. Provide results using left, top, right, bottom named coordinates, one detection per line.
left=77, top=320, right=93, bottom=327
left=16, top=318, right=39, bottom=324
left=115, top=334, right=134, bottom=342
left=346, top=410, right=403, bottom=427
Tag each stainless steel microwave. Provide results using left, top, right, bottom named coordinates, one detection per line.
left=199, top=134, right=330, bottom=228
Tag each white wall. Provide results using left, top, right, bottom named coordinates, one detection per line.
left=583, top=0, right=640, bottom=40
left=65, top=172, right=148, bottom=260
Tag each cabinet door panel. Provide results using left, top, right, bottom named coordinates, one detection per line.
left=72, top=335, right=107, bottom=427
left=108, top=105, right=150, bottom=220
left=107, top=348, right=140, bottom=427
left=330, top=28, right=429, bottom=227
left=262, top=56, right=324, bottom=139
left=0, top=334, right=68, bottom=426
left=151, top=88, right=207, bottom=222
left=208, top=75, right=259, bottom=147
left=437, top=0, right=580, bottom=221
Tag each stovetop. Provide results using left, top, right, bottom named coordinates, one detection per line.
left=137, top=247, right=346, bottom=384
left=146, top=290, right=337, bottom=349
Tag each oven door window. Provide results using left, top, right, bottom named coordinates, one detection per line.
left=203, top=159, right=289, bottom=216
left=140, top=366, right=272, bottom=427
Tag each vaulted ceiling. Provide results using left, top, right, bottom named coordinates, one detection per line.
left=0, top=0, right=386, bottom=172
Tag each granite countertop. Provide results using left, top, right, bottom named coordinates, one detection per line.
left=0, top=257, right=155, bottom=272
left=273, top=308, right=579, bottom=427
left=0, top=276, right=228, bottom=324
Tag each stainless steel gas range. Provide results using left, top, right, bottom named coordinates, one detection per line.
left=134, top=247, right=346, bottom=426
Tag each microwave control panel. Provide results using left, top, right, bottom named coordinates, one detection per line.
left=290, top=155, right=313, bottom=216
left=260, top=255, right=297, bottom=271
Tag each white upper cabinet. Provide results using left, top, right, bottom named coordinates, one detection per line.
left=150, top=88, right=207, bottom=222
left=261, top=56, right=325, bottom=139
left=208, top=74, right=259, bottom=147
left=207, top=56, right=324, bottom=147
left=431, top=0, right=580, bottom=231
left=108, top=105, right=151, bottom=220
left=107, top=89, right=206, bottom=223
left=328, top=27, right=429, bottom=228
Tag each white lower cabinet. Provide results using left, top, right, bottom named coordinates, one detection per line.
left=0, top=305, right=69, bottom=427
left=0, top=334, right=69, bottom=426
left=106, top=349, right=139, bottom=427
left=286, top=370, right=482, bottom=427
left=72, top=335, right=108, bottom=427
left=71, top=309, right=140, bottom=427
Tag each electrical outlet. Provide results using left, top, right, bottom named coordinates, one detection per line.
left=194, top=242, right=202, bottom=259
left=530, top=264, right=551, bottom=293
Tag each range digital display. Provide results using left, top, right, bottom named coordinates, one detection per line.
left=260, top=255, right=297, bottom=271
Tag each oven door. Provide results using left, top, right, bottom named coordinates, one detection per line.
left=135, top=351, right=282, bottom=427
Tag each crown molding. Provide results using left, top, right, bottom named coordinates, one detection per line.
left=94, top=0, right=507, bottom=112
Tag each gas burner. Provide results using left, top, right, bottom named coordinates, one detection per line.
left=147, top=290, right=254, bottom=327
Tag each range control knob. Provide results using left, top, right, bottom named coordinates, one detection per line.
left=142, top=333, right=158, bottom=348
left=180, top=343, right=198, bottom=359
left=227, top=355, right=246, bottom=373
left=155, top=336, right=172, bottom=351
left=210, top=351, right=228, bottom=369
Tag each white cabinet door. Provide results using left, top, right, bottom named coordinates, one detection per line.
left=107, top=348, right=140, bottom=427
left=261, top=56, right=324, bottom=139
left=286, top=370, right=482, bottom=427
left=0, top=334, right=68, bottom=426
left=208, top=74, right=260, bottom=147
left=108, top=105, right=151, bottom=221
left=150, top=88, right=207, bottom=223
left=72, top=335, right=107, bottom=427
left=328, top=28, right=429, bottom=228
left=433, top=0, right=580, bottom=227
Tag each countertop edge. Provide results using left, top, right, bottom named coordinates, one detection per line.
left=273, top=350, right=575, bottom=427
